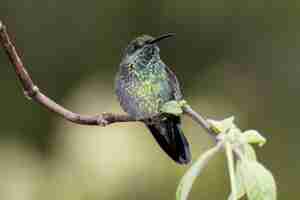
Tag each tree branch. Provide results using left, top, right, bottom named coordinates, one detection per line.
left=0, top=20, right=218, bottom=141
left=182, top=105, right=218, bottom=141
left=0, top=21, right=137, bottom=126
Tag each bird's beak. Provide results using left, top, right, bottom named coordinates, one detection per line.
left=148, top=33, right=175, bottom=44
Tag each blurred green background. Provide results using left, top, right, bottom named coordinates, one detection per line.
left=0, top=0, right=298, bottom=199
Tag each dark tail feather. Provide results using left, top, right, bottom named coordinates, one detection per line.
left=146, top=116, right=191, bottom=165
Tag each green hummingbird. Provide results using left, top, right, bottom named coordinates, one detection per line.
left=115, top=33, right=191, bottom=164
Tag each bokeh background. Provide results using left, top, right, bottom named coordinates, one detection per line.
left=0, top=0, right=298, bottom=199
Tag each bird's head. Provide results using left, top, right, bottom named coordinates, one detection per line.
left=122, top=33, right=175, bottom=63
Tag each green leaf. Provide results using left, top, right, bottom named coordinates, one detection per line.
left=208, top=116, right=235, bottom=133
left=227, top=144, right=257, bottom=200
left=243, top=130, right=266, bottom=147
left=239, top=160, right=277, bottom=200
left=160, top=100, right=183, bottom=116
left=241, top=143, right=257, bottom=161
left=228, top=161, right=246, bottom=200
left=176, top=144, right=222, bottom=200
left=178, top=100, right=188, bottom=107
left=221, top=116, right=236, bottom=129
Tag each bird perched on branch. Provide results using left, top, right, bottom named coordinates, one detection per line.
left=115, top=34, right=191, bottom=164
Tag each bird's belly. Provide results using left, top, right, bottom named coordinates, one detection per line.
left=121, top=79, right=172, bottom=120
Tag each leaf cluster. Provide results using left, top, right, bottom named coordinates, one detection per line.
left=176, top=117, right=276, bottom=200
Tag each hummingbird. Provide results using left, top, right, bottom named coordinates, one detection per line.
left=115, top=33, right=191, bottom=164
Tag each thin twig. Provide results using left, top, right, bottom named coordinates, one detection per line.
left=182, top=105, right=218, bottom=141
left=0, top=21, right=137, bottom=126
left=225, top=142, right=238, bottom=200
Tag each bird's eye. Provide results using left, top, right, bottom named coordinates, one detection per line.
left=133, top=43, right=140, bottom=51
left=127, top=43, right=140, bottom=54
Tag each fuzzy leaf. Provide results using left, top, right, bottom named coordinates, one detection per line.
left=239, top=160, right=277, bottom=200
left=207, top=116, right=235, bottom=133
left=160, top=100, right=183, bottom=116
left=176, top=144, right=221, bottom=200
left=178, top=100, right=188, bottom=107
left=241, top=143, right=257, bottom=161
left=243, top=130, right=266, bottom=147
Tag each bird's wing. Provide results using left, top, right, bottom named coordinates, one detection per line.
left=165, top=66, right=183, bottom=100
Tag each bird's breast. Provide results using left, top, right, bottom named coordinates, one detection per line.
left=116, top=62, right=172, bottom=119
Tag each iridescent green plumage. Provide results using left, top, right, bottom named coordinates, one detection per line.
left=115, top=34, right=191, bottom=164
